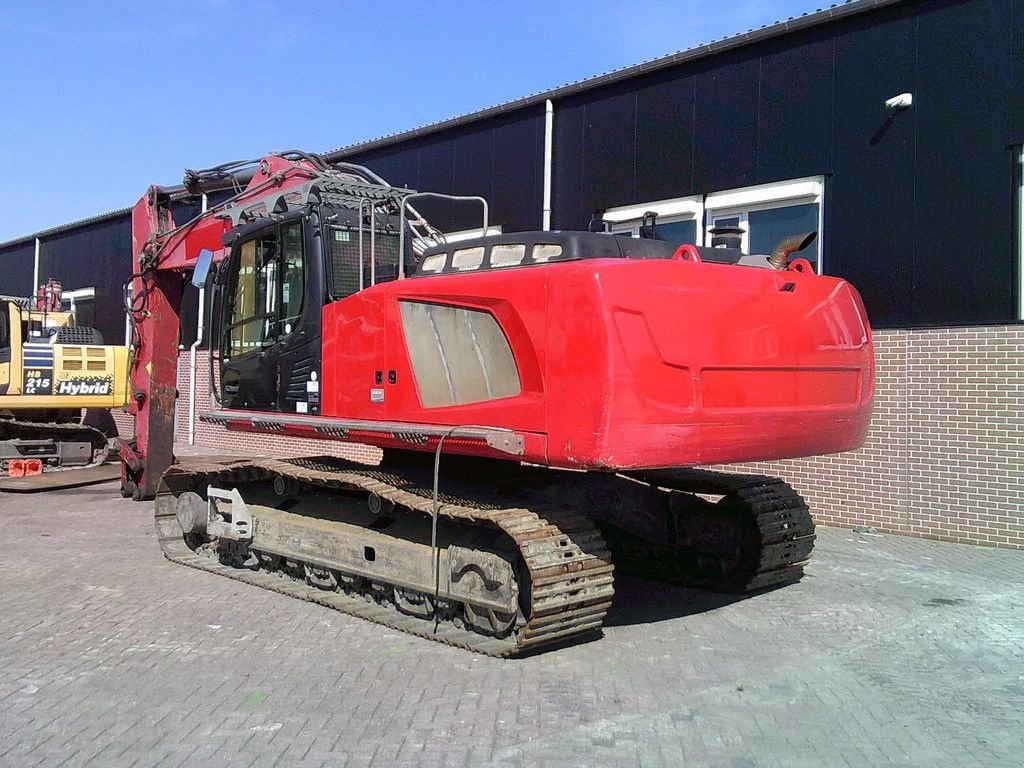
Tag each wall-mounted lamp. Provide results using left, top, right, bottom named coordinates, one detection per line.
left=885, top=92, right=913, bottom=111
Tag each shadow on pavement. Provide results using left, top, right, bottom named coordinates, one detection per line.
left=603, top=573, right=768, bottom=626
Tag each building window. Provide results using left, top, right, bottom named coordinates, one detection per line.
left=705, top=176, right=825, bottom=272
left=597, top=178, right=824, bottom=270
left=603, top=196, right=704, bottom=245
left=61, top=287, right=96, bottom=329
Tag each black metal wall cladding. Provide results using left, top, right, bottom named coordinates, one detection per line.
left=4, top=1, right=1022, bottom=330
left=1012, top=0, right=1024, bottom=143
left=547, top=0, right=1021, bottom=327
left=829, top=4, right=918, bottom=327
left=348, top=107, right=546, bottom=235
left=38, top=215, right=131, bottom=345
left=0, top=241, right=36, bottom=297
left=912, top=0, right=1015, bottom=324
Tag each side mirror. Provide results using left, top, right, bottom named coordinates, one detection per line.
left=192, top=249, right=214, bottom=287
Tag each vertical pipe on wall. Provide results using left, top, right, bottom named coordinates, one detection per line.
left=32, top=237, right=40, bottom=293
left=1018, top=148, right=1023, bottom=320
left=543, top=99, right=554, bottom=231
left=124, top=285, right=132, bottom=346
left=188, top=193, right=209, bottom=446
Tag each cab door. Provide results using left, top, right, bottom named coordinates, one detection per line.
left=220, top=228, right=282, bottom=410
left=220, top=216, right=321, bottom=413
left=274, top=219, right=322, bottom=415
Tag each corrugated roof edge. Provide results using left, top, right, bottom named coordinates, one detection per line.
left=0, top=206, right=133, bottom=251
left=325, top=0, right=904, bottom=160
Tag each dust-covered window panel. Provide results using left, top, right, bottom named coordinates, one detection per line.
left=490, top=244, right=527, bottom=268
left=419, top=253, right=447, bottom=273
left=452, top=247, right=485, bottom=272
left=531, top=244, right=563, bottom=263
left=399, top=301, right=521, bottom=407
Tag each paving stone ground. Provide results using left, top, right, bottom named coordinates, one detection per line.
left=1, top=479, right=1022, bottom=768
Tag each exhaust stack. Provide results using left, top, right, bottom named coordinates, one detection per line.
left=769, top=231, right=817, bottom=270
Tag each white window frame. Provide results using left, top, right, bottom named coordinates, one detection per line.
left=595, top=177, right=825, bottom=269
left=705, top=176, right=825, bottom=273
left=59, top=287, right=95, bottom=326
left=603, top=196, right=705, bottom=243
left=440, top=225, right=503, bottom=245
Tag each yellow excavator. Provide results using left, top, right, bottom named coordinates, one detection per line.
left=0, top=280, right=129, bottom=478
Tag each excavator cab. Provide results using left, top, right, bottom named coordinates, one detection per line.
left=217, top=210, right=320, bottom=412
left=214, top=201, right=415, bottom=415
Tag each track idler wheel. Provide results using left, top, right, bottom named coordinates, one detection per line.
left=175, top=492, right=208, bottom=535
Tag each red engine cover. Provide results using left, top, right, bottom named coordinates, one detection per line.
left=319, top=256, right=873, bottom=470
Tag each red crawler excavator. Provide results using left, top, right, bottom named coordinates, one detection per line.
left=122, top=151, right=873, bottom=655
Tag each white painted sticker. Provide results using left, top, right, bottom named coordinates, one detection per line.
left=296, top=401, right=308, bottom=414
left=306, top=380, right=319, bottom=393
left=370, top=388, right=385, bottom=403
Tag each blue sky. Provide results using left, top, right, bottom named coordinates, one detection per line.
left=0, top=0, right=823, bottom=242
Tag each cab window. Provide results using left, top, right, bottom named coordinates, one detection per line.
left=0, top=305, right=9, bottom=349
left=280, top=222, right=304, bottom=331
left=224, top=222, right=304, bottom=359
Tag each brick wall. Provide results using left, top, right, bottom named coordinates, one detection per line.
left=110, top=409, right=135, bottom=439
left=171, top=326, right=1023, bottom=550
left=732, top=325, right=1023, bottom=550
left=174, top=348, right=381, bottom=465
left=81, top=406, right=134, bottom=440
